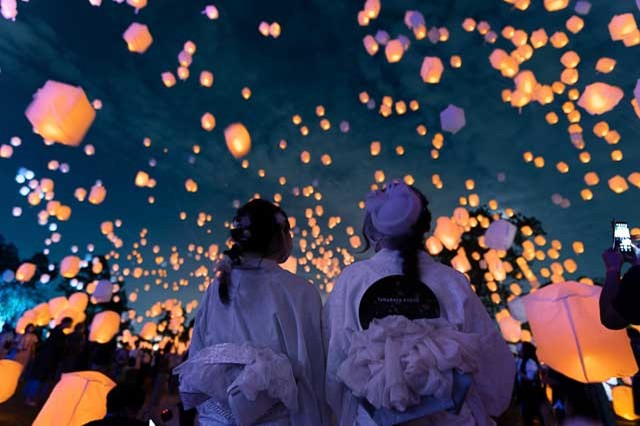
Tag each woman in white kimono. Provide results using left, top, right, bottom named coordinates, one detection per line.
left=178, top=199, right=329, bottom=425
left=324, top=181, right=515, bottom=425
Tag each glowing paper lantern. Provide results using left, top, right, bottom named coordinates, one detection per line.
left=577, top=83, right=624, bottom=115
left=139, top=322, right=157, bottom=341
left=420, top=56, right=444, bottom=83
left=281, top=256, right=297, bottom=274
left=484, top=219, right=517, bottom=250
left=224, top=123, right=252, bottom=159
left=88, top=183, right=107, bottom=205
left=496, top=311, right=522, bottom=343
left=404, top=10, right=426, bottom=39
left=608, top=175, right=629, bottom=194
left=608, top=14, right=638, bottom=41
left=93, top=280, right=113, bottom=304
left=49, top=296, right=69, bottom=319
left=25, top=81, right=96, bottom=146
left=33, top=371, right=115, bottom=426
left=123, top=23, right=152, bottom=53
left=60, top=255, right=81, bottom=279
left=595, top=57, right=616, bottom=73
left=425, top=236, right=443, bottom=255
left=32, top=303, right=51, bottom=326
left=384, top=39, right=404, bottom=63
left=69, top=292, right=89, bottom=312
left=433, top=216, right=462, bottom=251
left=1, top=0, right=17, bottom=21
left=612, top=386, right=640, bottom=421
left=15, top=262, right=36, bottom=282
left=544, top=0, right=569, bottom=12
left=0, top=360, right=23, bottom=403
left=199, top=71, right=214, bottom=87
left=200, top=113, right=216, bottom=131
left=439, top=104, right=466, bottom=134
left=89, top=311, right=120, bottom=344
left=161, top=72, right=176, bottom=88
left=523, top=281, right=638, bottom=383
left=126, top=0, right=146, bottom=11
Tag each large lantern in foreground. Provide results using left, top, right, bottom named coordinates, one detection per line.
left=523, top=281, right=637, bottom=383
left=25, top=80, right=96, bottom=146
left=33, top=371, right=115, bottom=426
left=0, top=360, right=23, bottom=403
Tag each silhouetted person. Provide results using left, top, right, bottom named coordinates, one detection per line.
left=85, top=383, right=147, bottom=426
left=516, top=342, right=547, bottom=426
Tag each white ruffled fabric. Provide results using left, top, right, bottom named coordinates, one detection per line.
left=337, top=315, right=480, bottom=413
left=174, top=342, right=298, bottom=412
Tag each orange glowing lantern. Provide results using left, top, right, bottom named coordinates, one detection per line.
left=384, top=39, right=404, bottom=63
left=433, top=216, right=462, bottom=251
left=123, top=23, right=153, bottom=53
left=612, top=386, right=640, bottom=421
left=224, top=123, right=252, bottom=159
left=88, top=183, right=107, bottom=205
left=420, top=57, right=444, bottom=83
left=16, top=262, right=36, bottom=282
left=89, top=311, right=120, bottom=344
left=60, top=255, right=81, bottom=279
left=25, top=81, right=96, bottom=146
left=200, top=113, right=216, bottom=131
left=544, top=0, right=568, bottom=11
left=139, top=322, right=157, bottom=341
left=69, top=292, right=89, bottom=312
left=0, top=360, right=23, bottom=403
left=577, top=82, right=624, bottom=115
left=33, top=371, right=115, bottom=426
left=523, top=281, right=638, bottom=383
left=608, top=175, right=629, bottom=194
left=199, top=71, right=214, bottom=87
left=608, top=14, right=638, bottom=41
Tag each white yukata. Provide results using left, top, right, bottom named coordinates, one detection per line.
left=324, top=249, right=515, bottom=426
left=188, top=256, right=329, bottom=425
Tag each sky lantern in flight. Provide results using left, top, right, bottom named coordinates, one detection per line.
left=25, top=81, right=96, bottom=146
left=0, top=0, right=17, bottom=21
left=224, top=123, right=252, bottom=159
left=199, top=71, right=214, bottom=87
left=608, top=14, right=638, bottom=41
left=577, top=82, right=623, bottom=115
left=60, top=255, right=81, bottom=279
left=404, top=10, right=426, bottom=39
left=433, top=216, right=462, bottom=251
left=0, top=360, right=22, bottom=403
left=69, top=292, right=89, bottom=312
left=161, top=72, right=176, bottom=88
left=203, top=4, right=218, bottom=20
left=384, top=39, right=404, bottom=63
left=608, top=175, right=629, bottom=194
left=363, top=35, right=378, bottom=55
left=33, top=371, right=115, bottom=426
left=48, top=296, right=69, bottom=319
left=185, top=178, right=198, bottom=193
left=88, top=182, right=107, bottom=205
left=200, top=112, right=216, bottom=131
left=420, top=56, right=444, bottom=83
left=523, top=281, right=638, bottom=383
left=15, top=262, right=36, bottom=282
left=484, top=219, right=517, bottom=250
left=126, top=0, right=146, bottom=12
left=140, top=322, right=157, bottom=340
left=89, top=311, right=120, bottom=343
left=544, top=0, right=569, bottom=12
left=123, top=23, right=153, bottom=53
left=439, top=104, right=466, bottom=134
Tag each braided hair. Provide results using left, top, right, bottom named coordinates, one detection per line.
left=218, top=199, right=290, bottom=304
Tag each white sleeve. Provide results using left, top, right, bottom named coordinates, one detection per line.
left=323, top=269, right=359, bottom=425
left=189, top=281, right=214, bottom=356
left=456, top=272, right=516, bottom=417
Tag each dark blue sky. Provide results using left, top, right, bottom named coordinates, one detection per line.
left=0, top=0, right=638, bottom=315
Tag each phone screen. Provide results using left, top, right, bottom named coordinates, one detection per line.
left=613, top=222, right=633, bottom=252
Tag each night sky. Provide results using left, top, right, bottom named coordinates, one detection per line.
left=0, top=0, right=638, bottom=317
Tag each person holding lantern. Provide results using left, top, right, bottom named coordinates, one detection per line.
left=324, top=180, right=515, bottom=425
left=175, top=199, right=329, bottom=425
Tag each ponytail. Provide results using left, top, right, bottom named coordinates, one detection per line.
left=218, top=244, right=243, bottom=305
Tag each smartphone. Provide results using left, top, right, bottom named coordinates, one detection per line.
left=612, top=220, right=634, bottom=252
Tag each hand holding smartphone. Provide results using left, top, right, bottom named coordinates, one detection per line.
left=612, top=220, right=634, bottom=253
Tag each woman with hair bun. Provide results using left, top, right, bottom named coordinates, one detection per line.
left=178, top=199, right=329, bottom=425
left=324, top=181, right=515, bottom=425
